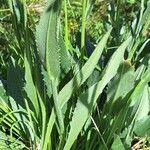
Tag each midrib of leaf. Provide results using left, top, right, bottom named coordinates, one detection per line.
left=39, top=2, right=64, bottom=149
left=46, top=3, right=60, bottom=80
left=46, top=0, right=64, bottom=135
left=36, top=1, right=61, bottom=80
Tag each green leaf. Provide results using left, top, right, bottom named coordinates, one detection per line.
left=24, top=55, right=40, bottom=119
left=129, top=66, right=150, bottom=107
left=141, top=1, right=150, bottom=35
left=63, top=37, right=131, bottom=150
left=0, top=80, right=8, bottom=104
left=111, top=135, right=125, bottom=150
left=135, top=84, right=149, bottom=120
left=42, top=69, right=52, bottom=98
left=106, top=61, right=135, bottom=115
left=107, top=61, right=135, bottom=102
left=87, top=70, right=100, bottom=86
left=36, top=1, right=61, bottom=80
left=59, top=32, right=72, bottom=73
left=134, top=116, right=150, bottom=136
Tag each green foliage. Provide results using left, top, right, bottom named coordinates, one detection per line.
left=0, top=0, right=150, bottom=149
left=36, top=0, right=61, bottom=80
left=64, top=37, right=131, bottom=150
left=111, top=135, right=125, bottom=150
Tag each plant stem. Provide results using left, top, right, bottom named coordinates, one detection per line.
left=64, top=0, right=69, bottom=50
left=128, top=0, right=145, bottom=60
left=81, top=0, right=87, bottom=61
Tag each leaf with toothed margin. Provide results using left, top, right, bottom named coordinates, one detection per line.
left=59, top=32, right=72, bottom=73
left=36, top=0, right=61, bottom=80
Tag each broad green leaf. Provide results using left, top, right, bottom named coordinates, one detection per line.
left=111, top=135, right=125, bottom=150
left=135, top=64, right=146, bottom=80
left=126, top=68, right=150, bottom=133
left=128, top=87, right=149, bottom=140
left=129, top=66, right=150, bottom=107
left=24, top=56, right=40, bottom=119
left=99, top=62, right=136, bottom=145
left=87, top=70, right=100, bottom=86
left=63, top=37, right=131, bottom=150
left=135, top=84, right=149, bottom=120
left=134, top=116, right=150, bottom=136
left=36, top=1, right=61, bottom=80
left=37, top=0, right=65, bottom=136
left=107, top=61, right=135, bottom=102
left=106, top=61, right=135, bottom=115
